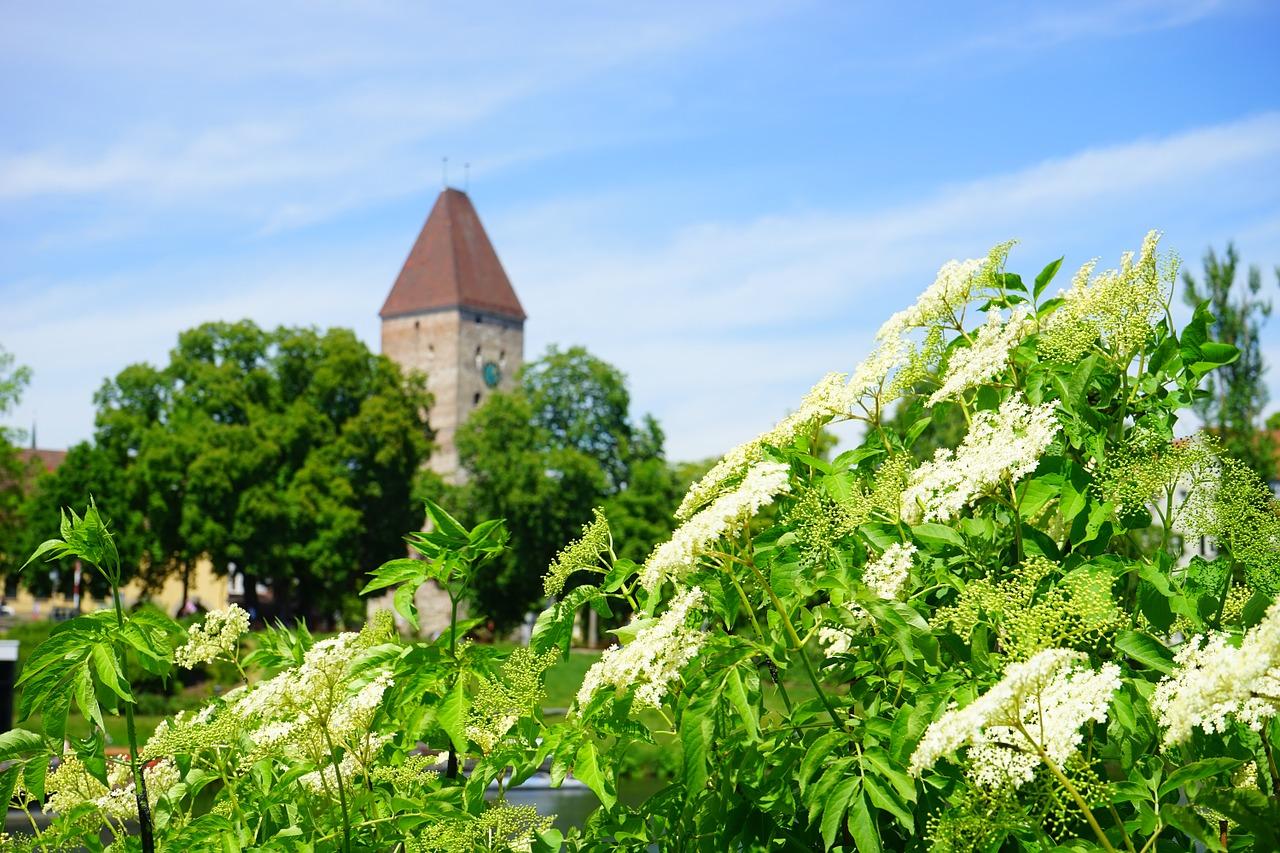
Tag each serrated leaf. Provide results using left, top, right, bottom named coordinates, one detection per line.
left=437, top=676, right=469, bottom=754
left=1160, top=757, right=1242, bottom=797
left=723, top=667, right=758, bottom=742
left=1034, top=257, right=1063, bottom=300
left=847, top=788, right=881, bottom=853
left=820, top=776, right=859, bottom=849
left=1115, top=630, right=1173, bottom=673
left=573, top=740, right=615, bottom=809
left=393, top=582, right=419, bottom=632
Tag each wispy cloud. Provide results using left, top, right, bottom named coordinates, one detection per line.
left=8, top=113, right=1276, bottom=459
left=509, top=112, right=1280, bottom=458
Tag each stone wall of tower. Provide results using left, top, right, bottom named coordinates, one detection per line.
left=381, top=308, right=523, bottom=484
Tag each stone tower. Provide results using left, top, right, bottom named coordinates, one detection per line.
left=380, top=188, right=526, bottom=483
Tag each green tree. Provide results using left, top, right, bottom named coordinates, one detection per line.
left=0, top=344, right=33, bottom=578
left=24, top=321, right=431, bottom=619
left=455, top=346, right=681, bottom=625
left=1183, top=243, right=1277, bottom=477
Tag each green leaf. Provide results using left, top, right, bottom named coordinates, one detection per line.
left=911, top=523, right=964, bottom=551
left=437, top=676, right=469, bottom=754
left=1114, top=630, right=1173, bottom=674
left=800, top=730, right=846, bottom=793
left=0, top=729, right=46, bottom=762
left=723, top=667, right=759, bottom=742
left=90, top=642, right=133, bottom=703
left=820, top=776, right=859, bottom=849
left=423, top=499, right=469, bottom=541
left=0, top=765, right=18, bottom=812
left=22, top=755, right=47, bottom=803
left=573, top=740, right=616, bottom=809
left=1034, top=256, right=1064, bottom=300
left=1160, top=757, right=1241, bottom=797
left=847, top=789, right=882, bottom=853
left=680, top=704, right=713, bottom=793
left=393, top=582, right=419, bottom=632
left=361, top=558, right=427, bottom=595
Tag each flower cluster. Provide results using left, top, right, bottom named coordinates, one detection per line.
left=1175, top=454, right=1280, bottom=593
left=1098, top=429, right=1215, bottom=523
left=1151, top=600, right=1280, bottom=746
left=902, top=394, right=1059, bottom=523
left=1040, top=230, right=1173, bottom=361
left=543, top=507, right=610, bottom=597
left=174, top=604, right=250, bottom=669
left=910, top=649, right=1121, bottom=789
left=45, top=756, right=180, bottom=823
left=577, top=586, right=706, bottom=710
left=465, top=647, right=559, bottom=753
left=928, top=307, right=1033, bottom=405
left=406, top=803, right=553, bottom=853
left=850, top=242, right=1014, bottom=402
left=643, top=460, right=791, bottom=591
left=145, top=615, right=395, bottom=803
left=677, top=373, right=853, bottom=519
left=820, top=543, right=917, bottom=656
left=936, top=558, right=1122, bottom=661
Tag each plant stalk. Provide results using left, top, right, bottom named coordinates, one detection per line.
left=111, top=581, right=154, bottom=853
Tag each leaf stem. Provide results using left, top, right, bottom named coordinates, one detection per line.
left=111, top=581, right=154, bottom=853
left=741, top=559, right=845, bottom=729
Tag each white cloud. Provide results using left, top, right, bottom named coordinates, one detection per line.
left=3, top=110, right=1278, bottom=460
left=508, top=112, right=1280, bottom=459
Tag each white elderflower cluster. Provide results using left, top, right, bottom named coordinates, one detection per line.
left=577, top=587, right=706, bottom=710
left=47, top=756, right=181, bottom=822
left=848, top=257, right=989, bottom=400
left=677, top=373, right=853, bottom=519
left=643, top=461, right=791, bottom=591
left=902, top=394, right=1059, bottom=523
left=928, top=307, right=1033, bottom=405
left=1152, top=600, right=1280, bottom=746
left=299, top=752, right=360, bottom=795
left=1040, top=230, right=1172, bottom=361
left=909, top=649, right=1120, bottom=789
left=329, top=671, right=396, bottom=740
left=174, top=604, right=250, bottom=669
left=820, top=543, right=917, bottom=656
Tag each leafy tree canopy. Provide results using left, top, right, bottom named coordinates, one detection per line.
left=0, top=344, right=33, bottom=578
left=22, top=321, right=432, bottom=617
left=455, top=346, right=680, bottom=626
left=1182, top=243, right=1277, bottom=478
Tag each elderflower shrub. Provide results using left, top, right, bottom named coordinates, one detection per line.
left=521, top=232, right=1275, bottom=852
left=16, top=233, right=1275, bottom=852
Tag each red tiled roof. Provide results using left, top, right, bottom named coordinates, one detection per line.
left=380, top=188, right=526, bottom=322
left=17, top=448, right=66, bottom=474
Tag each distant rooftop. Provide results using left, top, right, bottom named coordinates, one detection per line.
left=380, top=188, right=526, bottom=322
left=17, top=447, right=66, bottom=474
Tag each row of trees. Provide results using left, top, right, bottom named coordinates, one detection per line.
left=0, top=330, right=694, bottom=627
left=2, top=323, right=432, bottom=619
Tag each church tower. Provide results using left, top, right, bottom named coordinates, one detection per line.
left=380, top=188, right=525, bottom=482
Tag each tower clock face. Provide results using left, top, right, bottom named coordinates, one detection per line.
left=482, top=361, right=501, bottom=388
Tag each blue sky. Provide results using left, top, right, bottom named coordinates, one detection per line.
left=2, top=0, right=1279, bottom=461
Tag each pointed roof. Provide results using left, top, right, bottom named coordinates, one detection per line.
left=380, top=188, right=526, bottom=322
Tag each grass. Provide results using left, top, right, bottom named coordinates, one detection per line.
left=17, top=714, right=167, bottom=750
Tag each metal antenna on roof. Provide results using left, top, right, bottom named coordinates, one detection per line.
left=464, top=162, right=471, bottom=192
left=442, top=156, right=449, bottom=189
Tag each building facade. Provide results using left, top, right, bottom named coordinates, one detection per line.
left=373, top=188, right=526, bottom=632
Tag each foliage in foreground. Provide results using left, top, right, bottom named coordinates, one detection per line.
left=8, top=232, right=1280, bottom=852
